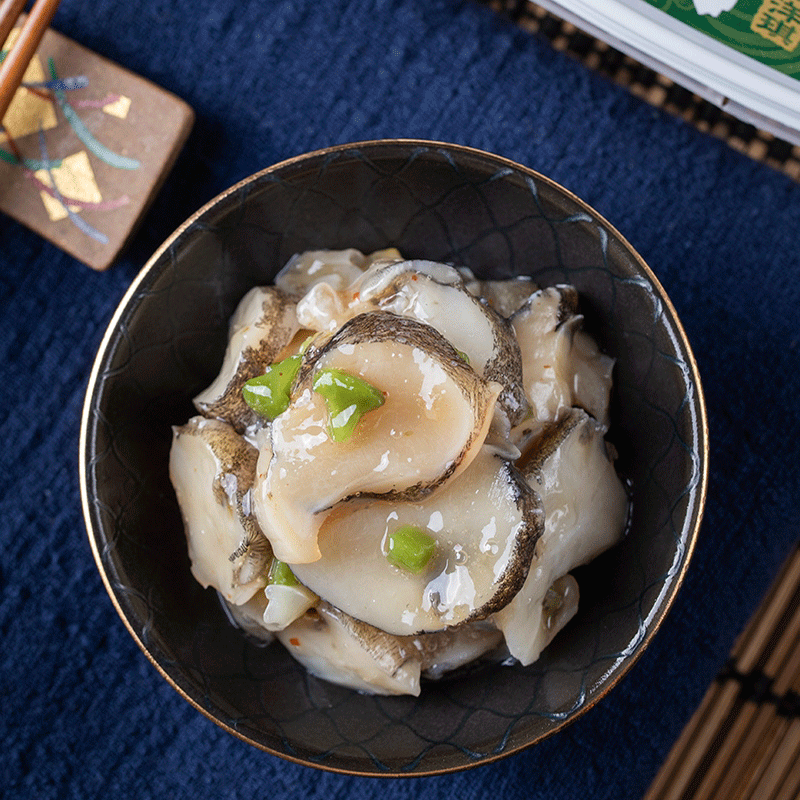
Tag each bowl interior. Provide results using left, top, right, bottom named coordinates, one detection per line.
left=81, top=141, right=706, bottom=775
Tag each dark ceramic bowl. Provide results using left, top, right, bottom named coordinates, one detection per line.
left=80, top=140, right=708, bottom=776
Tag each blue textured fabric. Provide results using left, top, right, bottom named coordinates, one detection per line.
left=2, top=0, right=798, bottom=796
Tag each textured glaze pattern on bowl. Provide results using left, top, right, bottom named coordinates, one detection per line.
left=80, top=140, right=707, bottom=776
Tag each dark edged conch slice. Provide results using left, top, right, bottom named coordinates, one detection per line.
left=193, top=286, right=299, bottom=432
left=510, top=286, right=614, bottom=447
left=276, top=602, right=424, bottom=696
left=493, top=409, right=629, bottom=665
left=295, top=259, right=530, bottom=432
left=276, top=602, right=504, bottom=696
left=413, top=620, right=504, bottom=681
left=253, top=312, right=503, bottom=564
left=290, top=445, right=544, bottom=635
left=169, top=416, right=272, bottom=605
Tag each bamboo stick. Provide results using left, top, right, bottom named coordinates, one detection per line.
left=643, top=544, right=800, bottom=800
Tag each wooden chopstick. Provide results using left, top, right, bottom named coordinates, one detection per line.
left=0, top=0, right=61, bottom=124
left=643, top=543, right=800, bottom=800
left=0, top=0, right=29, bottom=52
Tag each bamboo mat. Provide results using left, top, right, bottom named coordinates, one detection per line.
left=641, top=544, right=800, bottom=800
left=480, top=0, right=800, bottom=183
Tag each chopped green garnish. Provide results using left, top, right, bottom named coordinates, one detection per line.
left=387, top=525, right=437, bottom=574
left=312, top=368, right=385, bottom=442
left=242, top=353, right=302, bottom=419
left=268, top=559, right=299, bottom=587
left=456, top=349, right=470, bottom=365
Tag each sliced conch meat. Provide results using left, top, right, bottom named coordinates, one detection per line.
left=193, top=286, right=299, bottom=433
left=261, top=582, right=318, bottom=631
left=274, top=247, right=403, bottom=300
left=464, top=275, right=540, bottom=318
left=219, top=570, right=317, bottom=636
left=493, top=574, right=579, bottom=668
left=291, top=445, right=544, bottom=635
left=169, top=416, right=272, bottom=605
left=412, top=621, right=504, bottom=680
left=276, top=602, right=423, bottom=696
left=510, top=286, right=615, bottom=445
left=253, top=312, right=502, bottom=564
left=295, top=259, right=529, bottom=430
left=275, top=601, right=506, bottom=696
left=170, top=251, right=630, bottom=695
left=493, top=409, right=628, bottom=665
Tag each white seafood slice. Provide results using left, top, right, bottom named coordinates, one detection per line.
left=277, top=603, right=423, bottom=696
left=510, top=286, right=614, bottom=445
left=295, top=259, right=529, bottom=429
left=193, top=286, right=299, bottom=432
left=464, top=275, right=539, bottom=318
left=254, top=312, right=502, bottom=564
left=274, top=247, right=403, bottom=300
left=170, top=416, right=271, bottom=605
left=261, top=583, right=318, bottom=631
left=493, top=575, right=579, bottom=667
left=493, top=410, right=628, bottom=665
left=219, top=578, right=316, bottom=636
left=291, top=445, right=543, bottom=635
left=277, top=602, right=506, bottom=695
left=413, top=622, right=504, bottom=680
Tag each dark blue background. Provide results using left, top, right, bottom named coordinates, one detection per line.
left=2, top=1, right=798, bottom=797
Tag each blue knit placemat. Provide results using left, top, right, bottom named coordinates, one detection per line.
left=1, top=1, right=798, bottom=798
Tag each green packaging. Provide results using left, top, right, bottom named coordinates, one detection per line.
left=640, top=0, right=800, bottom=80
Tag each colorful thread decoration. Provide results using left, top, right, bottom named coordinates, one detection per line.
left=0, top=28, right=140, bottom=243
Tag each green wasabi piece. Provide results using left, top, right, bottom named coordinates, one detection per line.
left=312, top=368, right=385, bottom=442
left=268, top=558, right=299, bottom=587
left=387, top=525, right=437, bottom=574
left=242, top=353, right=302, bottom=419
